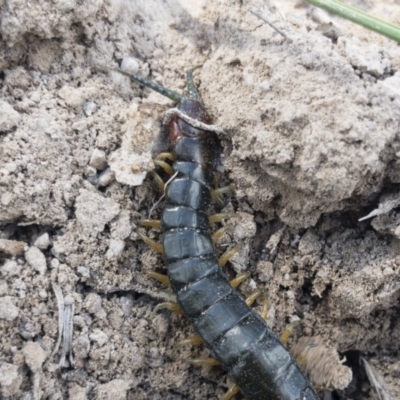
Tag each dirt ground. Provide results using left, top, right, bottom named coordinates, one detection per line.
left=1, top=0, right=400, bottom=399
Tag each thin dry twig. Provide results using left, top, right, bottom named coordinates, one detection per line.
left=163, top=108, right=226, bottom=135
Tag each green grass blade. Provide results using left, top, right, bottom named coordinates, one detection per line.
left=305, top=0, right=400, bottom=43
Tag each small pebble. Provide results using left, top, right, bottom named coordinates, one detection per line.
left=25, top=246, right=47, bottom=275
left=0, top=100, right=21, bottom=132
left=106, top=239, right=125, bottom=259
left=1, top=260, right=21, bottom=276
left=85, top=165, right=97, bottom=177
left=77, top=266, right=90, bottom=279
left=0, top=280, right=8, bottom=295
left=121, top=57, right=139, bottom=74
left=83, top=101, right=97, bottom=116
left=120, top=296, right=133, bottom=317
left=22, top=341, right=46, bottom=372
left=95, top=379, right=131, bottom=400
left=89, top=149, right=108, bottom=170
left=85, top=293, right=102, bottom=314
left=89, top=329, right=109, bottom=346
left=0, top=363, right=22, bottom=397
left=0, top=296, right=19, bottom=321
left=98, top=168, right=115, bottom=187
left=34, top=233, right=51, bottom=250
left=50, top=258, right=60, bottom=269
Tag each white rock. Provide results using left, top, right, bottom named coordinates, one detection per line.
left=89, top=328, right=109, bottom=346
left=0, top=280, right=8, bottom=295
left=85, top=165, right=97, bottom=177
left=89, top=149, right=108, bottom=170
left=50, top=258, right=60, bottom=269
left=58, top=85, right=86, bottom=108
left=69, top=383, right=88, bottom=400
left=22, top=341, right=46, bottom=372
left=0, top=363, right=22, bottom=397
left=106, top=239, right=125, bottom=259
left=338, top=37, right=390, bottom=75
left=77, top=266, right=90, bottom=279
left=95, top=379, right=131, bottom=400
left=83, top=101, right=97, bottom=116
left=1, top=191, right=13, bottom=206
left=0, top=101, right=21, bottom=132
left=34, top=233, right=51, bottom=249
left=121, top=57, right=139, bottom=74
left=0, top=363, right=19, bottom=386
left=98, top=168, right=115, bottom=187
left=25, top=246, right=47, bottom=275
left=1, top=260, right=21, bottom=276
left=85, top=293, right=102, bottom=314
left=0, top=296, right=19, bottom=321
left=109, top=149, right=153, bottom=186
left=75, top=189, right=120, bottom=234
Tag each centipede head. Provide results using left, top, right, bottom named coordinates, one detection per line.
left=116, top=66, right=213, bottom=144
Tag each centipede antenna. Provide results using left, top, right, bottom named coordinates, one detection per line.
left=116, top=69, right=184, bottom=103
left=186, top=66, right=202, bottom=100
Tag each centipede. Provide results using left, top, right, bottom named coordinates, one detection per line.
left=119, top=66, right=319, bottom=400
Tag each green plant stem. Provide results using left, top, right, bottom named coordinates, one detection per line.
left=305, top=0, right=400, bottom=43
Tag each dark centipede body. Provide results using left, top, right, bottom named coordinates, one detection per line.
left=123, top=68, right=319, bottom=400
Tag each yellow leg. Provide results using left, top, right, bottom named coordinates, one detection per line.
left=280, top=320, right=301, bottom=346
left=230, top=271, right=250, bottom=288
left=155, top=152, right=175, bottom=162
left=219, top=242, right=242, bottom=266
left=137, top=231, right=164, bottom=254
left=187, top=357, right=220, bottom=366
left=214, top=183, right=236, bottom=195
left=145, top=270, right=170, bottom=285
left=222, top=383, right=241, bottom=400
left=154, top=159, right=173, bottom=175
left=176, top=335, right=203, bottom=348
left=140, top=219, right=162, bottom=229
left=212, top=225, right=231, bottom=243
left=153, top=301, right=183, bottom=314
left=150, top=171, right=165, bottom=192
left=245, top=289, right=262, bottom=306
left=211, top=189, right=225, bottom=207
left=209, top=213, right=237, bottom=224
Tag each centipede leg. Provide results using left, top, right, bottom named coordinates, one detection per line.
left=187, top=357, right=220, bottom=366
left=155, top=152, right=175, bottom=162
left=145, top=270, right=170, bottom=285
left=245, top=289, right=262, bottom=307
left=137, top=231, right=164, bottom=254
left=280, top=320, right=301, bottom=346
left=212, top=225, right=231, bottom=243
left=211, top=183, right=236, bottom=205
left=154, top=301, right=183, bottom=314
left=218, top=242, right=243, bottom=266
left=230, top=271, right=250, bottom=288
left=153, top=159, right=173, bottom=175
left=149, top=170, right=165, bottom=192
left=176, top=334, right=203, bottom=348
left=140, top=219, right=162, bottom=229
left=209, top=213, right=237, bottom=224
left=222, top=383, right=241, bottom=400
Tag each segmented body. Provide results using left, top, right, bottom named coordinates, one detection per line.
left=123, top=68, right=319, bottom=400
